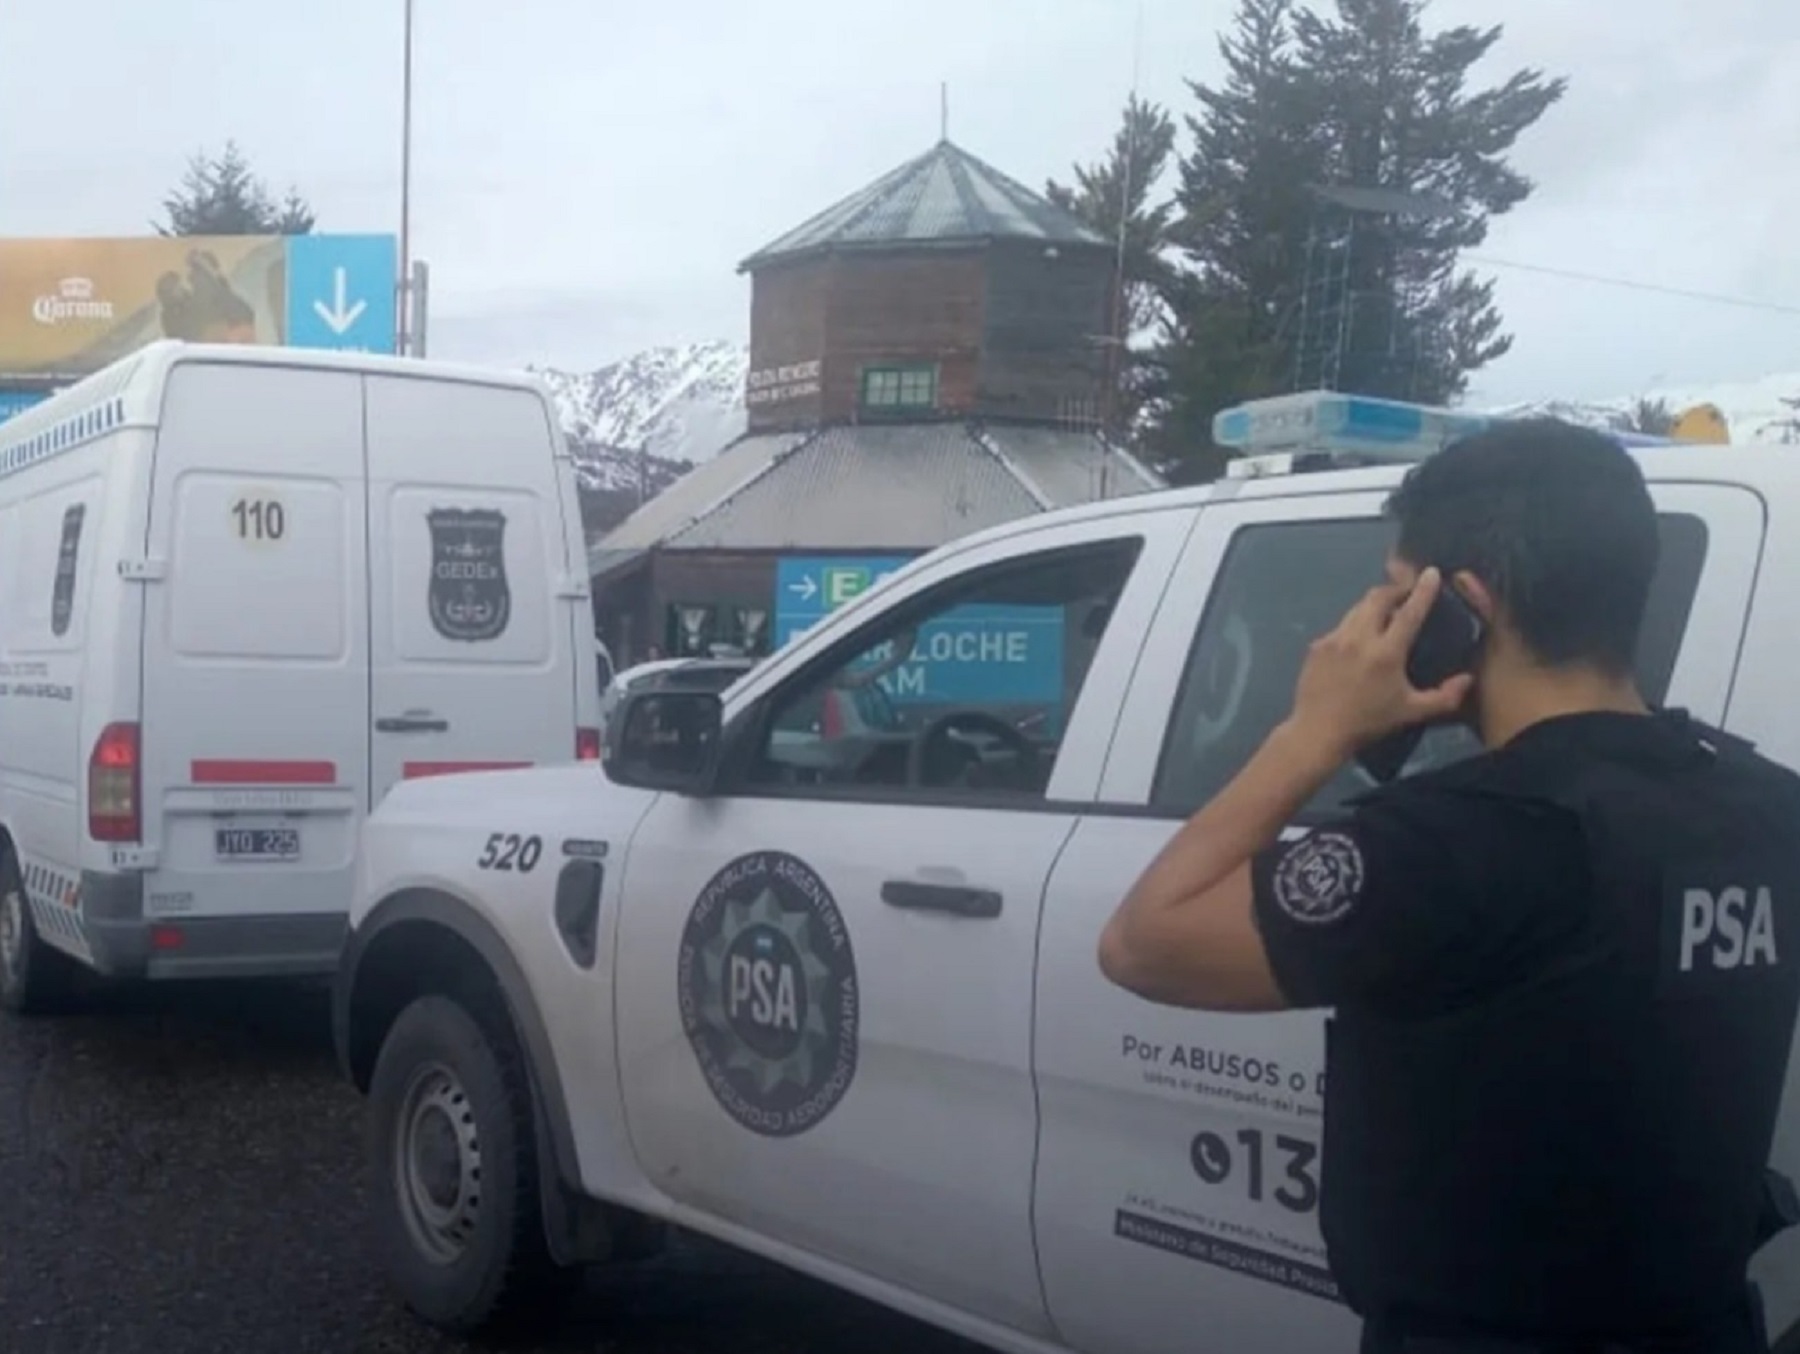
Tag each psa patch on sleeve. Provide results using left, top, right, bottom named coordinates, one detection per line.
left=1270, top=830, right=1366, bottom=926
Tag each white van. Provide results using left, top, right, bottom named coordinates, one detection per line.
left=0, top=341, right=601, bottom=1014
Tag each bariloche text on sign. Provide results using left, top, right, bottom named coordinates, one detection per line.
left=773, top=554, right=1065, bottom=707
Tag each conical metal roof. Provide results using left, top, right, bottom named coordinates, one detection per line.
left=739, top=139, right=1108, bottom=272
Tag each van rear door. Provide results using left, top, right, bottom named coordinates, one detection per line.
left=136, top=359, right=370, bottom=967
left=364, top=373, right=586, bottom=807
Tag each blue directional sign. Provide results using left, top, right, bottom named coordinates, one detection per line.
left=283, top=234, right=398, bottom=353
left=0, top=390, right=48, bottom=424
left=774, top=554, right=1064, bottom=706
left=775, top=555, right=910, bottom=647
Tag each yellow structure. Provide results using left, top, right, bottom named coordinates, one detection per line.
left=1670, top=403, right=1730, bottom=445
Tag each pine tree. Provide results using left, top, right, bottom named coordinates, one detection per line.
left=156, top=141, right=317, bottom=236
left=1047, top=96, right=1181, bottom=443
left=1047, top=96, right=1180, bottom=343
left=1149, top=0, right=1564, bottom=477
left=1147, top=0, right=1316, bottom=476
left=1618, top=396, right=1675, bottom=436
left=1763, top=397, right=1800, bottom=446
left=1289, top=0, right=1565, bottom=403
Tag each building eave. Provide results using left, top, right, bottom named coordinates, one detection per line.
left=737, top=232, right=1113, bottom=276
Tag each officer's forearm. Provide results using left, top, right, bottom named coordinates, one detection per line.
left=1099, top=720, right=1345, bottom=1006
left=1129, top=718, right=1345, bottom=913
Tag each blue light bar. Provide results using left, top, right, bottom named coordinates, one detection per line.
left=1213, top=391, right=1494, bottom=460
left=1213, top=389, right=1691, bottom=472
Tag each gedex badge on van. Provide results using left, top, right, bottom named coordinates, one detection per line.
left=427, top=507, right=512, bottom=644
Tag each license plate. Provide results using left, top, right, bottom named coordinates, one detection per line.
left=214, top=827, right=301, bottom=862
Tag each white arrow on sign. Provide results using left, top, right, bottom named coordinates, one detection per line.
left=312, top=268, right=368, bottom=335
left=787, top=575, right=818, bottom=600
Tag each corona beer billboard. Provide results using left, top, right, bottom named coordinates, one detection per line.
left=0, top=233, right=398, bottom=379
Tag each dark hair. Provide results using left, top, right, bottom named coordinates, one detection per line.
left=1384, top=418, right=1659, bottom=675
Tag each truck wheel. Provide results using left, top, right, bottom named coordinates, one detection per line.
left=368, top=993, right=572, bottom=1335
left=0, top=851, right=77, bottom=1016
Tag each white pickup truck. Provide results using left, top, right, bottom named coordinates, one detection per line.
left=332, top=390, right=1800, bottom=1353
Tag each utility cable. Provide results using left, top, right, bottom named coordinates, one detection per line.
left=1466, top=254, right=1800, bottom=318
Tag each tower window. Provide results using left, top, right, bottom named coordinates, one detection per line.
left=860, top=364, right=938, bottom=412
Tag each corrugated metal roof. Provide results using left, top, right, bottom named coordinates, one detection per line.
left=597, top=430, right=809, bottom=551
left=740, top=140, right=1108, bottom=272
left=590, top=421, right=1169, bottom=565
left=667, top=424, right=1043, bottom=550
left=586, top=546, right=647, bottom=582
left=975, top=425, right=1165, bottom=508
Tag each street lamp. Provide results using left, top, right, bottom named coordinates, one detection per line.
left=398, top=0, right=415, bottom=355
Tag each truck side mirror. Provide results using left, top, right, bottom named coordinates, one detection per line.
left=602, top=689, right=723, bottom=795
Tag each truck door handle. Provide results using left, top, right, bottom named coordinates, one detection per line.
left=880, top=880, right=1003, bottom=919
left=376, top=715, right=449, bottom=733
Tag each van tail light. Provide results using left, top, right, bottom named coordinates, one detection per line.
left=89, top=722, right=141, bottom=842
left=576, top=726, right=601, bottom=761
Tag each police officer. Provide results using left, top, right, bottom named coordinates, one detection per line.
left=1098, top=419, right=1800, bottom=1353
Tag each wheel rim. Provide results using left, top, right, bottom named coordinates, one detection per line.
left=0, top=879, right=24, bottom=986
left=393, top=1061, right=483, bottom=1265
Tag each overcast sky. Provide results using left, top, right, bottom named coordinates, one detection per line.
left=4, top=0, right=1798, bottom=406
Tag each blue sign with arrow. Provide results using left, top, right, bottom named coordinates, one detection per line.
left=283, top=234, right=398, bottom=353
left=0, top=390, right=48, bottom=424
left=773, top=554, right=1064, bottom=706
left=774, top=555, right=909, bottom=646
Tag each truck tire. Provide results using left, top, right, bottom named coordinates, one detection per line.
left=367, top=993, right=573, bottom=1335
left=0, top=850, right=78, bottom=1016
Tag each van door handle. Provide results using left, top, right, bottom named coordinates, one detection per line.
left=376, top=715, right=450, bottom=733
left=880, top=880, right=1003, bottom=919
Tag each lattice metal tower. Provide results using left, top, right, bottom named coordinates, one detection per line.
left=1290, top=183, right=1461, bottom=399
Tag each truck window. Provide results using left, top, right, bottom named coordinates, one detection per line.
left=5, top=482, right=100, bottom=653
left=1152, top=512, right=1709, bottom=819
left=748, top=537, right=1143, bottom=800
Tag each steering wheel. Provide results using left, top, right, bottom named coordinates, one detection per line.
left=907, top=710, right=1039, bottom=789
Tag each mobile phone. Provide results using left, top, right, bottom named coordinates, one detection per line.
left=1405, top=583, right=1485, bottom=691
left=1355, top=581, right=1485, bottom=783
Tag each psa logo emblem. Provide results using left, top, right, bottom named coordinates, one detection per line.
left=1677, top=885, right=1779, bottom=973
left=677, top=851, right=859, bottom=1138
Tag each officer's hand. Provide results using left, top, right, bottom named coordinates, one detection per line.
left=1286, top=567, right=1475, bottom=760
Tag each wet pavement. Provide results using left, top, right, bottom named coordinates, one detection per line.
left=0, top=978, right=976, bottom=1354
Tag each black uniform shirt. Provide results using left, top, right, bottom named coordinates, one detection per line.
left=1252, top=713, right=1653, bottom=1017
left=1249, top=710, right=1800, bottom=1345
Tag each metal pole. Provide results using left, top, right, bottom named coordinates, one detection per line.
left=1098, top=0, right=1147, bottom=496
left=398, top=0, right=415, bottom=355
left=411, top=259, right=430, bottom=357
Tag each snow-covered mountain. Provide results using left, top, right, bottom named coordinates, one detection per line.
left=527, top=339, right=749, bottom=538
left=532, top=339, right=749, bottom=492
left=1492, top=371, right=1800, bottom=443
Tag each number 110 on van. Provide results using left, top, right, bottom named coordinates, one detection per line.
left=232, top=496, right=286, bottom=543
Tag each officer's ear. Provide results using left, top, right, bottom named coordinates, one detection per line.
left=1451, top=569, right=1497, bottom=626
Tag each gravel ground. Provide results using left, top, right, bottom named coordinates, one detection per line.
left=0, top=978, right=977, bottom=1354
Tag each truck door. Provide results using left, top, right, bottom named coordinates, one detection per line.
left=137, top=359, right=370, bottom=959
left=364, top=374, right=587, bottom=807
left=610, top=509, right=1195, bottom=1338
left=1031, top=483, right=1761, bottom=1354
